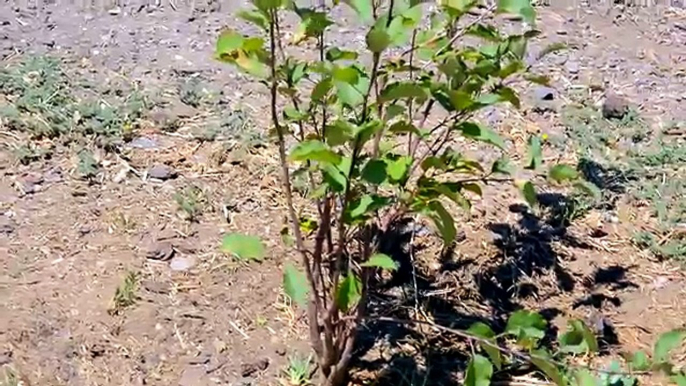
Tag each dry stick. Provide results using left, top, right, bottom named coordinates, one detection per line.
left=268, top=9, right=324, bottom=360
left=370, top=317, right=653, bottom=377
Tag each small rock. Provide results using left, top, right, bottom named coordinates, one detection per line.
left=148, top=164, right=177, bottom=180
left=0, top=350, right=12, bottom=366
left=179, top=366, right=209, bottom=386
left=275, top=348, right=286, bottom=356
left=142, top=280, right=171, bottom=294
left=145, top=241, right=174, bottom=261
left=78, top=225, right=93, bottom=236
left=108, top=6, right=121, bottom=14
left=240, top=358, right=270, bottom=377
left=170, top=256, right=195, bottom=271
left=556, top=29, right=568, bottom=35
left=129, top=137, right=159, bottom=149
left=43, top=167, right=63, bottom=183
left=0, top=216, right=16, bottom=235
left=16, top=173, right=44, bottom=195
left=589, top=226, right=609, bottom=238
left=187, top=351, right=211, bottom=365
left=602, top=93, right=630, bottom=120
left=565, top=60, right=580, bottom=74
left=534, top=86, right=555, bottom=101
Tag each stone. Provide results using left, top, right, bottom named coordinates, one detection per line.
left=240, top=358, right=269, bottom=377
left=602, top=93, right=630, bottom=120
left=170, top=256, right=195, bottom=271
left=148, top=164, right=177, bottom=180
left=565, top=60, right=580, bottom=74
left=145, top=241, right=174, bottom=261
left=0, top=216, right=16, bottom=235
left=534, top=86, right=555, bottom=101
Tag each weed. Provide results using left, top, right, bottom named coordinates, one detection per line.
left=11, top=142, right=51, bottom=165
left=0, top=55, right=153, bottom=147
left=0, top=367, right=19, bottom=386
left=109, top=271, right=139, bottom=315
left=178, top=76, right=208, bottom=108
left=174, top=185, right=207, bottom=222
left=107, top=210, right=137, bottom=233
left=76, top=149, right=99, bottom=180
left=280, top=355, right=314, bottom=386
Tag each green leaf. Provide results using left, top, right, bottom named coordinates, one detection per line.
left=505, top=309, right=546, bottom=343
left=457, top=122, right=505, bottom=149
left=361, top=159, right=388, bottom=185
left=237, top=10, right=269, bottom=30
left=464, top=354, right=493, bottom=386
left=559, top=319, right=598, bottom=354
left=254, top=0, right=284, bottom=12
left=573, top=180, right=601, bottom=200
left=630, top=351, right=650, bottom=372
left=574, top=369, right=598, bottom=386
left=525, top=74, right=551, bottom=86
left=348, top=194, right=391, bottom=220
left=216, top=30, right=244, bottom=58
left=335, top=272, right=362, bottom=312
left=311, top=78, right=333, bottom=102
left=235, top=52, right=269, bottom=78
left=517, top=180, right=537, bottom=207
left=496, top=86, right=521, bottom=109
left=283, top=263, right=309, bottom=306
left=387, top=156, right=412, bottom=182
left=361, top=253, right=399, bottom=271
left=671, top=373, right=686, bottom=386
left=326, top=47, right=359, bottom=62
left=496, top=0, right=536, bottom=25
left=334, top=80, right=366, bottom=107
left=525, top=135, right=543, bottom=170
left=549, top=164, right=579, bottom=183
left=440, top=0, right=477, bottom=13
left=293, top=11, right=334, bottom=44
left=491, top=156, right=515, bottom=175
left=379, top=82, right=428, bottom=102
left=654, top=328, right=686, bottom=363
left=343, top=0, right=373, bottom=23
left=537, top=42, right=567, bottom=61
left=289, top=140, right=341, bottom=165
left=530, top=349, right=567, bottom=386
left=221, top=233, right=265, bottom=261
left=366, top=25, right=391, bottom=53
left=425, top=200, right=457, bottom=245
left=468, top=322, right=503, bottom=369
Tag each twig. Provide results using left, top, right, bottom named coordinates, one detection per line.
left=229, top=320, right=250, bottom=340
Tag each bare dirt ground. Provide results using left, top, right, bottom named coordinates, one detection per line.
left=1, top=1, right=686, bottom=385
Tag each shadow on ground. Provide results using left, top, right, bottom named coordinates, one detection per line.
left=349, top=184, right=637, bottom=385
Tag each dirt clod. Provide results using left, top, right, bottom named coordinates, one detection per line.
left=240, top=358, right=269, bottom=377
left=602, top=93, right=630, bottom=119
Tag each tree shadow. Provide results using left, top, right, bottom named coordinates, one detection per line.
left=351, top=188, right=637, bottom=384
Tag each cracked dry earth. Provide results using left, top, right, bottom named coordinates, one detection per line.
left=1, top=1, right=686, bottom=385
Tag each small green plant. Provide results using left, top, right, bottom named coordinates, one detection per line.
left=77, top=149, right=99, bottom=180
left=174, top=185, right=207, bottom=222
left=0, top=367, right=19, bottom=386
left=179, top=76, right=209, bottom=107
left=214, top=0, right=599, bottom=384
left=109, top=271, right=139, bottom=315
left=280, top=354, right=314, bottom=386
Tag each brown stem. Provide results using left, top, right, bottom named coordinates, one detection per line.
left=268, top=8, right=324, bottom=362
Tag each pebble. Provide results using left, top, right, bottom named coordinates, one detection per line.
left=534, top=86, right=555, bottom=101
left=145, top=241, right=174, bottom=261
left=240, top=358, right=269, bottom=377
left=129, top=137, right=159, bottom=149
left=148, top=164, right=177, bottom=180
left=170, top=256, right=195, bottom=271
left=0, top=216, right=16, bottom=235
left=565, top=60, right=580, bottom=74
